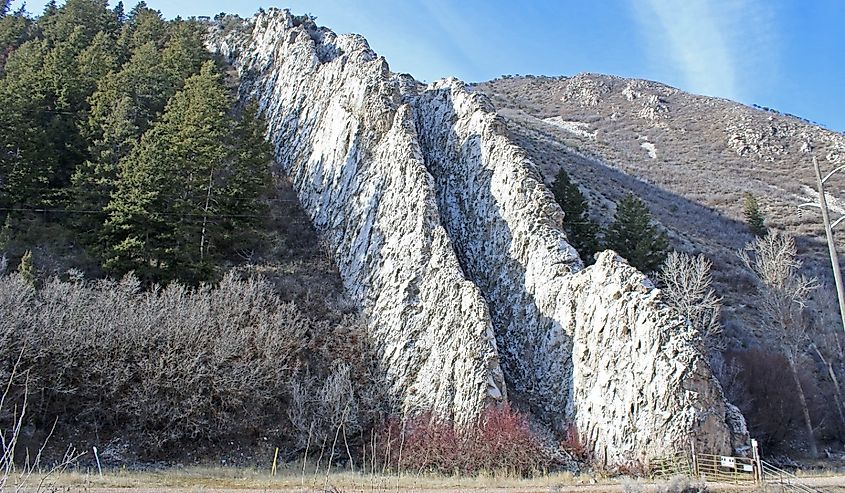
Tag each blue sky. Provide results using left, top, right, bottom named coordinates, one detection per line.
left=12, top=0, right=845, bottom=131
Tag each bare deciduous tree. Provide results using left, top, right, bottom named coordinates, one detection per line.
left=739, top=232, right=819, bottom=457
left=807, top=281, right=845, bottom=439
left=659, top=251, right=723, bottom=355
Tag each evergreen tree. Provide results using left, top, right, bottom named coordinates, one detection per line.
left=0, top=4, right=31, bottom=71
left=0, top=215, right=11, bottom=251
left=217, top=102, right=272, bottom=253
left=0, top=1, right=120, bottom=210
left=35, top=27, right=93, bottom=187
left=551, top=168, right=600, bottom=264
left=18, top=248, right=34, bottom=285
left=117, top=2, right=166, bottom=57
left=0, top=39, right=59, bottom=208
left=76, top=31, right=119, bottom=96
left=73, top=94, right=141, bottom=225
left=160, top=18, right=207, bottom=86
left=0, top=4, right=268, bottom=284
left=86, top=42, right=168, bottom=148
left=40, top=0, right=113, bottom=47
left=75, top=33, right=207, bottom=240
left=743, top=192, right=767, bottom=237
left=604, top=193, right=669, bottom=273
left=37, top=1, right=59, bottom=34
left=103, top=62, right=271, bottom=283
left=112, top=1, right=125, bottom=24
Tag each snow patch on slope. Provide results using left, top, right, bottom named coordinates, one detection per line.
left=543, top=117, right=597, bottom=140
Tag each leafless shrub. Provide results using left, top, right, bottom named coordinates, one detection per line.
left=658, top=252, right=723, bottom=354
left=621, top=477, right=644, bottom=493
left=709, top=352, right=751, bottom=411
left=373, top=404, right=549, bottom=477
left=0, top=271, right=382, bottom=457
left=657, top=476, right=707, bottom=493
left=289, top=362, right=374, bottom=452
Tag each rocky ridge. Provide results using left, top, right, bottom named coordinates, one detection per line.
left=208, top=10, right=741, bottom=466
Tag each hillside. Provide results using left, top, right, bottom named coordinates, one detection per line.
left=473, top=74, right=845, bottom=333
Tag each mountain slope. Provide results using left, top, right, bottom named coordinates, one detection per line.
left=473, top=74, right=845, bottom=338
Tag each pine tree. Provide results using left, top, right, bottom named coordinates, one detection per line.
left=0, top=3, right=31, bottom=70
left=217, top=102, right=272, bottom=253
left=78, top=42, right=172, bottom=213
left=41, top=0, right=113, bottom=47
left=551, top=168, right=600, bottom=264
left=75, top=24, right=208, bottom=249
left=0, top=215, right=11, bottom=251
left=0, top=39, right=59, bottom=208
left=17, top=249, right=34, bottom=285
left=743, top=192, right=767, bottom=237
left=76, top=31, right=119, bottom=95
left=117, top=2, right=166, bottom=56
left=112, top=1, right=125, bottom=24
left=39, top=1, right=59, bottom=28
left=604, top=193, right=669, bottom=273
left=103, top=61, right=270, bottom=283
left=161, top=19, right=207, bottom=87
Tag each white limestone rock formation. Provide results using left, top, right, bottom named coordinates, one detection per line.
left=210, top=11, right=506, bottom=422
left=208, top=9, right=742, bottom=466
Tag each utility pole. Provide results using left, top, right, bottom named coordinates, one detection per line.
left=800, top=152, right=845, bottom=335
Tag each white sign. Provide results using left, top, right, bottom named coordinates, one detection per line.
left=720, top=456, right=736, bottom=468
left=742, top=464, right=754, bottom=472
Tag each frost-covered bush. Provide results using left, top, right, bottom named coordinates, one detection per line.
left=0, top=272, right=382, bottom=454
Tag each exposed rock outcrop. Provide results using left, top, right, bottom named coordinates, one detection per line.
left=208, top=9, right=741, bottom=466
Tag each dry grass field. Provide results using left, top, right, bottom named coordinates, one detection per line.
left=9, top=466, right=845, bottom=493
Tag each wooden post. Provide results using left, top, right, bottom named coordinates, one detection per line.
left=813, top=156, right=845, bottom=335
left=271, top=446, right=279, bottom=477
left=690, top=440, right=699, bottom=480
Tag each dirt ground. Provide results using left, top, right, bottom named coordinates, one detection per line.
left=16, top=473, right=845, bottom=493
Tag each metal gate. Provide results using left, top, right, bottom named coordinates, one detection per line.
left=693, top=452, right=758, bottom=484
left=652, top=439, right=833, bottom=493
left=652, top=439, right=762, bottom=484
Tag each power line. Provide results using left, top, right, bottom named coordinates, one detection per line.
left=0, top=206, right=305, bottom=220
left=2, top=187, right=301, bottom=204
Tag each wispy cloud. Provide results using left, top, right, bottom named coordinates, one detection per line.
left=632, top=0, right=777, bottom=101
left=416, top=0, right=486, bottom=80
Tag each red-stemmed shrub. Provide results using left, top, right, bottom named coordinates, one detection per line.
left=560, top=423, right=590, bottom=462
left=370, top=404, right=548, bottom=476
